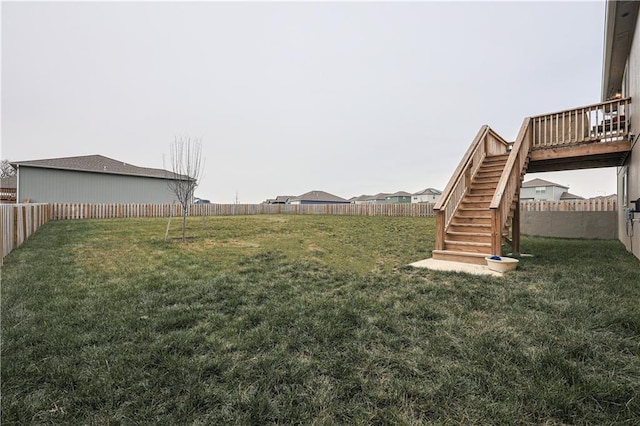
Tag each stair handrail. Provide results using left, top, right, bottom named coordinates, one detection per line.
left=489, top=117, right=533, bottom=254
left=434, top=125, right=513, bottom=250
left=434, top=126, right=488, bottom=210
left=434, top=125, right=488, bottom=224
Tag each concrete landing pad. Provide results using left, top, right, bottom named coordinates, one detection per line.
left=409, top=258, right=505, bottom=277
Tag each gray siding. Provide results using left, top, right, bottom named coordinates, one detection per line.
left=520, top=185, right=566, bottom=201
left=616, top=10, right=640, bottom=260
left=17, top=167, right=180, bottom=204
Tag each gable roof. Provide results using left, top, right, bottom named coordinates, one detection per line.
left=349, top=194, right=372, bottom=202
left=560, top=191, right=585, bottom=200
left=290, top=190, right=348, bottom=203
left=413, top=187, right=442, bottom=196
left=369, top=193, right=392, bottom=200
left=11, top=154, right=192, bottom=181
left=522, top=178, right=568, bottom=189
left=388, top=191, right=412, bottom=198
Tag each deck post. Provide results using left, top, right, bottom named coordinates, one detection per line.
left=512, top=200, right=521, bottom=256
left=435, top=210, right=445, bottom=250
left=491, top=209, right=502, bottom=256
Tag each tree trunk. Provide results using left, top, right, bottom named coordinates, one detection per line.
left=182, top=206, right=187, bottom=241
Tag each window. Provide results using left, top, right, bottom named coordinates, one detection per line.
left=535, top=187, right=546, bottom=194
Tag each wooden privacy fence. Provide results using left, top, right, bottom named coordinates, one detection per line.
left=49, top=202, right=437, bottom=220
left=43, top=200, right=619, bottom=219
left=520, top=199, right=617, bottom=212
left=1, top=204, right=50, bottom=262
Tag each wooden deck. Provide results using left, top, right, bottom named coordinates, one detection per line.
left=433, top=97, right=632, bottom=264
left=527, top=139, right=631, bottom=172
left=528, top=97, right=632, bottom=172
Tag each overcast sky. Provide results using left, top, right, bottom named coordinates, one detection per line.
left=2, top=1, right=615, bottom=203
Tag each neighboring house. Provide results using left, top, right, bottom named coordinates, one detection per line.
left=11, top=154, right=193, bottom=204
left=264, top=195, right=295, bottom=204
left=1, top=175, right=17, bottom=203
left=605, top=1, right=640, bottom=259
left=288, top=190, right=350, bottom=205
left=386, top=191, right=412, bottom=204
left=590, top=194, right=618, bottom=202
left=412, top=188, right=442, bottom=203
left=365, top=193, right=392, bottom=204
left=520, top=178, right=571, bottom=201
left=349, top=195, right=371, bottom=204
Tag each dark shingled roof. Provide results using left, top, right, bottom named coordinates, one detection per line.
left=413, top=187, right=442, bottom=196
left=290, top=190, right=348, bottom=203
left=522, top=178, right=568, bottom=189
left=388, top=191, right=412, bottom=198
left=559, top=191, right=585, bottom=200
left=11, top=154, right=192, bottom=181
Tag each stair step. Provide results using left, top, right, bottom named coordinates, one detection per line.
left=475, top=169, right=502, bottom=182
left=444, top=241, right=492, bottom=254
left=470, top=182, right=498, bottom=190
left=448, top=222, right=491, bottom=229
left=474, top=177, right=500, bottom=184
left=464, top=194, right=494, bottom=202
left=457, top=207, right=491, bottom=215
left=460, top=201, right=491, bottom=209
left=450, top=216, right=492, bottom=224
left=432, top=250, right=493, bottom=265
left=448, top=224, right=491, bottom=234
left=484, top=154, right=509, bottom=162
left=476, top=163, right=505, bottom=174
left=468, top=188, right=495, bottom=196
left=445, top=231, right=491, bottom=243
left=447, top=230, right=491, bottom=237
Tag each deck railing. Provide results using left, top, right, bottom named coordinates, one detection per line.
left=490, top=118, right=533, bottom=254
left=434, top=125, right=510, bottom=250
left=531, top=97, right=631, bottom=148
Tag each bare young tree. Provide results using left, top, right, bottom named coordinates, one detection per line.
left=167, top=137, right=204, bottom=241
left=1, top=159, right=16, bottom=178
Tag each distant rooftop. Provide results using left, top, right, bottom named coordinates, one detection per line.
left=290, top=190, right=348, bottom=203
left=522, top=178, right=568, bottom=189
left=414, top=187, right=442, bottom=196
left=12, top=154, right=191, bottom=180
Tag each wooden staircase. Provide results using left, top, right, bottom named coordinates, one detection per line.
left=433, top=154, right=509, bottom=265
left=433, top=122, right=532, bottom=265
left=432, top=98, right=632, bottom=267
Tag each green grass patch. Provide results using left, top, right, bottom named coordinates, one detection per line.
left=2, top=215, right=639, bottom=424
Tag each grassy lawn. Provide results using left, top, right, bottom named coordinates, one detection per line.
left=2, top=215, right=639, bottom=425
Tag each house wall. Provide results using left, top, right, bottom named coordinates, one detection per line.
left=387, top=196, right=411, bottom=203
left=520, top=185, right=566, bottom=201
left=17, top=167, right=179, bottom=204
left=617, top=10, right=640, bottom=260
left=412, top=194, right=439, bottom=203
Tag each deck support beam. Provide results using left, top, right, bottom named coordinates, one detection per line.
left=511, top=200, right=520, bottom=256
